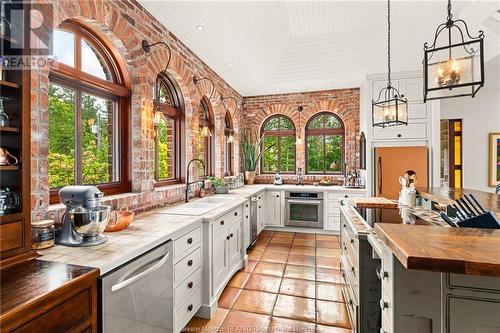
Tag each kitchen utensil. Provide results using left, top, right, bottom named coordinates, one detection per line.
left=462, top=195, right=481, bottom=216
left=456, top=211, right=500, bottom=229
left=456, top=199, right=474, bottom=218
left=57, top=185, right=109, bottom=247
left=0, top=147, right=18, bottom=165
left=0, top=187, right=19, bottom=214
left=105, top=206, right=135, bottom=232
left=440, top=212, right=457, bottom=227
left=410, top=174, right=418, bottom=185
left=469, top=194, right=487, bottom=213
left=398, top=176, right=406, bottom=187
left=450, top=204, right=467, bottom=220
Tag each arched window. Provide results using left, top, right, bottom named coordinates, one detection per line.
left=224, top=111, right=234, bottom=176
left=154, top=72, right=185, bottom=185
left=48, top=21, right=130, bottom=202
left=260, top=115, right=296, bottom=173
left=305, top=112, right=344, bottom=174
left=198, top=97, right=214, bottom=176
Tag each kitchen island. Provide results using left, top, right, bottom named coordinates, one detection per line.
left=372, top=223, right=500, bottom=333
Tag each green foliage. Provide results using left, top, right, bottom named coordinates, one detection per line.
left=156, top=119, right=170, bottom=179
left=307, top=134, right=342, bottom=173
left=207, top=176, right=227, bottom=187
left=240, top=129, right=275, bottom=171
left=262, top=136, right=295, bottom=173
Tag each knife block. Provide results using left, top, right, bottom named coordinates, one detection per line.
left=456, top=211, right=500, bottom=229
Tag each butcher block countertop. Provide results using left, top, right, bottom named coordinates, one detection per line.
left=375, top=223, right=500, bottom=277
left=416, top=187, right=500, bottom=216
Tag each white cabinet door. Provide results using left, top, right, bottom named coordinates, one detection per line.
left=243, top=200, right=251, bottom=249
left=373, top=121, right=427, bottom=140
left=212, top=230, right=228, bottom=295
left=228, top=221, right=241, bottom=270
left=399, top=77, right=423, bottom=103
left=448, top=297, right=500, bottom=333
left=265, top=191, right=282, bottom=226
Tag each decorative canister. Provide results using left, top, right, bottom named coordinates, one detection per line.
left=31, top=219, right=55, bottom=249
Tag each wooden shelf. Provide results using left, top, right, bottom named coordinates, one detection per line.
left=0, top=127, right=19, bottom=133
left=0, top=165, right=19, bottom=171
left=0, top=80, right=20, bottom=89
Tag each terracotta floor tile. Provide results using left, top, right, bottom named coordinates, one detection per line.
left=256, top=236, right=272, bottom=245
left=284, top=265, right=316, bottom=281
left=273, top=294, right=316, bottom=323
left=218, top=310, right=271, bottom=332
left=232, top=290, right=277, bottom=315
left=290, top=246, right=316, bottom=256
left=252, top=243, right=268, bottom=251
left=218, top=287, right=242, bottom=309
left=261, top=251, right=289, bottom=264
left=316, top=325, right=352, bottom=333
left=294, top=233, right=316, bottom=240
left=279, top=278, right=316, bottom=299
left=316, top=268, right=343, bottom=284
left=183, top=307, right=229, bottom=333
left=254, top=261, right=286, bottom=277
left=288, top=254, right=316, bottom=267
left=316, top=256, right=341, bottom=269
left=316, top=240, right=340, bottom=249
left=316, top=282, right=345, bottom=302
left=244, top=273, right=282, bottom=293
left=228, top=271, right=251, bottom=288
left=316, top=235, right=339, bottom=242
left=316, top=248, right=340, bottom=258
left=242, top=260, right=258, bottom=273
left=269, top=317, right=316, bottom=333
left=316, top=300, right=351, bottom=328
left=266, top=244, right=291, bottom=254
left=270, top=237, right=293, bottom=245
left=248, top=249, right=264, bottom=260
left=261, top=231, right=275, bottom=237
left=274, top=231, right=295, bottom=238
left=292, top=239, right=316, bottom=247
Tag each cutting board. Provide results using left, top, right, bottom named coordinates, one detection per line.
left=350, top=197, right=398, bottom=208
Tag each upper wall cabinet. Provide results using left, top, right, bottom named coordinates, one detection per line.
left=399, top=78, right=423, bottom=104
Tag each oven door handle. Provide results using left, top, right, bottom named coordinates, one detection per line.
left=111, top=251, right=170, bottom=292
left=286, top=200, right=322, bottom=205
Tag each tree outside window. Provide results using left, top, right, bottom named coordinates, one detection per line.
left=260, top=115, right=296, bottom=173
left=306, top=112, right=344, bottom=174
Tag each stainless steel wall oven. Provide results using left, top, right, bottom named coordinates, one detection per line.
left=285, top=191, right=324, bottom=228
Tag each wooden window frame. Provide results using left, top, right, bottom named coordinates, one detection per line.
left=48, top=22, right=131, bottom=204
left=260, top=115, right=296, bottom=174
left=199, top=97, right=215, bottom=176
left=305, top=112, right=345, bottom=175
left=224, top=111, right=234, bottom=176
left=153, top=72, right=185, bottom=187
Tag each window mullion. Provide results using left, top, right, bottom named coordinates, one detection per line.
left=323, top=135, right=327, bottom=174
left=75, top=90, right=83, bottom=184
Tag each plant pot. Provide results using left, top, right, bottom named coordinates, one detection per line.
left=245, top=171, right=256, bottom=185
left=214, top=185, right=229, bottom=194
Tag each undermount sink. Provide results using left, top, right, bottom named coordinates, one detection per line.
left=162, top=196, right=229, bottom=216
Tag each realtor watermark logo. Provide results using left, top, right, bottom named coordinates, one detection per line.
left=1, top=1, right=54, bottom=70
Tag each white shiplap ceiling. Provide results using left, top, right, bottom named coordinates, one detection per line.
left=139, top=0, right=500, bottom=96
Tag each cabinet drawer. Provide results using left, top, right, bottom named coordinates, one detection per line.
left=0, top=220, right=24, bottom=253
left=174, top=286, right=202, bottom=333
left=12, top=288, right=92, bottom=333
left=213, top=207, right=242, bottom=236
left=373, top=121, right=427, bottom=140
left=174, top=247, right=201, bottom=284
left=325, top=215, right=340, bottom=231
left=327, top=192, right=365, bottom=200
left=174, top=227, right=202, bottom=261
left=174, top=267, right=202, bottom=308
left=448, top=273, right=500, bottom=292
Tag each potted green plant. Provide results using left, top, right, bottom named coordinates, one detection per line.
left=240, top=130, right=274, bottom=185
left=208, top=176, right=229, bottom=194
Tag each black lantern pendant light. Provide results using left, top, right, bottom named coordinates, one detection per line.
left=372, top=0, right=408, bottom=128
left=423, top=0, right=484, bottom=102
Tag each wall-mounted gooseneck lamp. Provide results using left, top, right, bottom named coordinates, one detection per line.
left=193, top=76, right=215, bottom=100
left=220, top=96, right=239, bottom=113
left=143, top=39, right=172, bottom=124
left=295, top=106, right=304, bottom=145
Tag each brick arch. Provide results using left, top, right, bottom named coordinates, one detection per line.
left=255, top=104, right=300, bottom=131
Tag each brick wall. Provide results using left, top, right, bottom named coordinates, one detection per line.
left=31, top=0, right=243, bottom=218
left=241, top=89, right=360, bottom=185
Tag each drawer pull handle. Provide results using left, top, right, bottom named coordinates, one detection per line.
left=276, top=195, right=279, bottom=198
left=348, top=299, right=353, bottom=306
left=344, top=246, right=347, bottom=250
left=187, top=237, right=193, bottom=244
left=246, top=215, right=248, bottom=218
left=187, top=260, right=193, bottom=267
left=380, top=299, right=389, bottom=309
left=188, top=281, right=194, bottom=289
left=246, top=204, right=248, bottom=207
left=226, top=235, right=230, bottom=240
left=351, top=266, right=355, bottom=273
left=350, top=239, right=354, bottom=244
left=234, top=212, right=238, bottom=216
left=344, top=195, right=348, bottom=198
left=220, top=220, right=225, bottom=225
left=258, top=206, right=261, bottom=208
left=187, top=304, right=193, bottom=312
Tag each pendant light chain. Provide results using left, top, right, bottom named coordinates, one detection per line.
left=387, top=0, right=391, bottom=86
left=447, top=0, right=453, bottom=21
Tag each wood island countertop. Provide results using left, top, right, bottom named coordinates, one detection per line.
left=416, top=187, right=500, bottom=216
left=375, top=223, right=500, bottom=277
